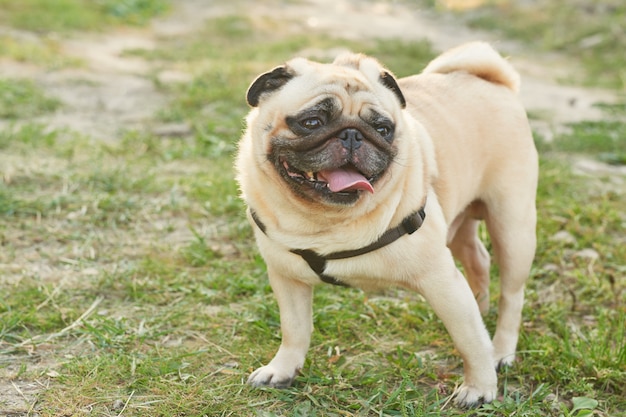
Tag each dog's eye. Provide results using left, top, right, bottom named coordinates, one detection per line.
left=375, top=125, right=392, bottom=137
left=300, top=117, right=324, bottom=130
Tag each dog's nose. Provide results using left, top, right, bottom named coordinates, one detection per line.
left=339, top=128, right=363, bottom=151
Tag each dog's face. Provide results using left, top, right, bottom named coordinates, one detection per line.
left=245, top=54, right=407, bottom=206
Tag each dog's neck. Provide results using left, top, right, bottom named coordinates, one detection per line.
left=249, top=202, right=426, bottom=286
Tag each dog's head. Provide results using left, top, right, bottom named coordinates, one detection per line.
left=245, top=54, right=407, bottom=206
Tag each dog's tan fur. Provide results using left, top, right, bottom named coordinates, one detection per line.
left=236, top=42, right=538, bottom=406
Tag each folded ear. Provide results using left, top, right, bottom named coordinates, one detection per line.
left=379, top=71, right=406, bottom=108
left=246, top=66, right=295, bottom=107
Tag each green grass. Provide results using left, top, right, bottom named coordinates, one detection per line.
left=556, top=120, right=626, bottom=164
left=0, top=0, right=170, bottom=32
left=535, top=103, right=626, bottom=164
left=0, top=0, right=169, bottom=69
left=0, top=35, right=82, bottom=69
left=0, top=78, right=61, bottom=119
left=0, top=4, right=625, bottom=417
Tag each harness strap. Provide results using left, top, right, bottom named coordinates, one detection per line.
left=250, top=205, right=426, bottom=287
left=289, top=249, right=350, bottom=287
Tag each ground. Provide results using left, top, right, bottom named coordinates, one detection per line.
left=0, top=0, right=624, bottom=415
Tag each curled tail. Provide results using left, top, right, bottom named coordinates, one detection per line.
left=423, top=41, right=520, bottom=93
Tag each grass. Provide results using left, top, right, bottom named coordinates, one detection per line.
left=554, top=120, right=626, bottom=164
left=0, top=2, right=625, bottom=417
left=0, top=35, right=82, bottom=70
left=0, top=0, right=169, bottom=70
left=0, top=0, right=170, bottom=32
left=0, top=79, right=61, bottom=119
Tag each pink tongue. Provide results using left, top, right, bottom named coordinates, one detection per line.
left=318, top=168, right=374, bottom=193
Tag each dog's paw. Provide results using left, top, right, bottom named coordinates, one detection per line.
left=494, top=352, right=516, bottom=370
left=247, top=365, right=297, bottom=389
left=453, top=382, right=496, bottom=408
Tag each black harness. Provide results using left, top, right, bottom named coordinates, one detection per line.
left=250, top=204, right=426, bottom=287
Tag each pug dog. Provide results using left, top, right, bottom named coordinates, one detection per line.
left=235, top=41, right=538, bottom=407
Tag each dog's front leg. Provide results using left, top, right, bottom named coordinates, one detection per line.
left=248, top=267, right=313, bottom=388
left=419, top=260, right=497, bottom=407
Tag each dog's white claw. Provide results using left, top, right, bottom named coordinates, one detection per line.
left=495, top=352, right=516, bottom=370
left=247, top=365, right=297, bottom=389
left=453, top=382, right=497, bottom=408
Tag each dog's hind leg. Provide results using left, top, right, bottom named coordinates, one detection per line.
left=448, top=216, right=491, bottom=315
left=484, top=198, right=537, bottom=368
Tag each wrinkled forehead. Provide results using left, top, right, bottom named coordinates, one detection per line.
left=282, top=58, right=388, bottom=112
left=289, top=56, right=381, bottom=89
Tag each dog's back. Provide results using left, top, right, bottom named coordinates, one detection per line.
left=399, top=43, right=534, bottom=224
